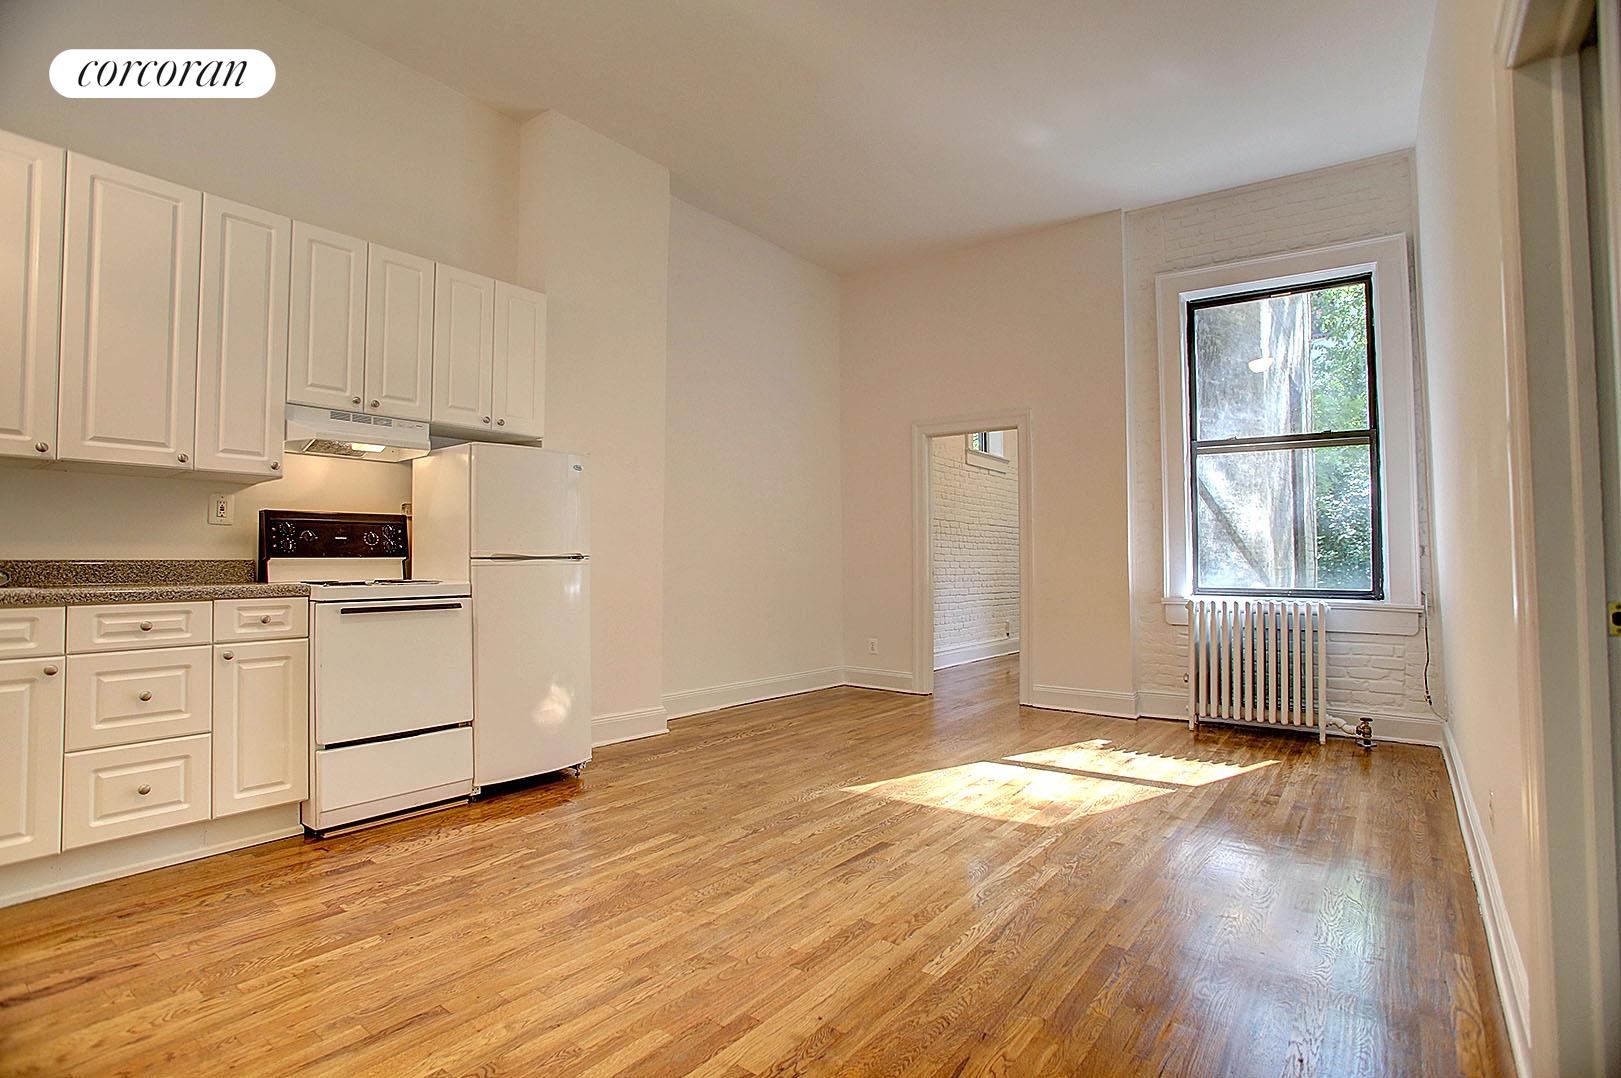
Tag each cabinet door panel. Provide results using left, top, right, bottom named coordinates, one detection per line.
left=0, top=131, right=63, bottom=461
left=493, top=282, right=545, bottom=438
left=0, top=658, right=64, bottom=867
left=196, top=195, right=289, bottom=478
left=431, top=264, right=494, bottom=432
left=364, top=245, right=433, bottom=420
left=58, top=154, right=200, bottom=468
left=288, top=222, right=366, bottom=410
left=61, top=735, right=210, bottom=849
left=213, top=639, right=308, bottom=817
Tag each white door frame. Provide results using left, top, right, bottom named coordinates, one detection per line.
left=911, top=409, right=1034, bottom=704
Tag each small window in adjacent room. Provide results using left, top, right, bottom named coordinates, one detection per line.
left=966, top=430, right=1010, bottom=471
left=1187, top=275, right=1382, bottom=599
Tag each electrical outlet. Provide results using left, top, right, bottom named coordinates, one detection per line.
left=867, top=637, right=878, bottom=655
left=208, top=493, right=234, bottom=526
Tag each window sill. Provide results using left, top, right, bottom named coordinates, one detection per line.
left=965, top=449, right=1011, bottom=474
left=1161, top=596, right=1422, bottom=636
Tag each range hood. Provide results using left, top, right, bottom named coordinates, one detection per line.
left=284, top=404, right=431, bottom=462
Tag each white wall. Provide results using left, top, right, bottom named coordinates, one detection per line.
left=0, top=0, right=520, bottom=280
left=663, top=199, right=843, bottom=713
left=0, top=0, right=515, bottom=561
left=1123, top=153, right=1440, bottom=724
left=1414, top=0, right=1536, bottom=1053
left=840, top=213, right=1133, bottom=708
left=517, top=112, right=670, bottom=726
left=931, top=435, right=1019, bottom=661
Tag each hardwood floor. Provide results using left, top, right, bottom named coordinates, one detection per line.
left=0, top=655, right=1509, bottom=1076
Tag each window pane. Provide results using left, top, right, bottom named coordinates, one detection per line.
left=1191, top=281, right=1371, bottom=441
left=1194, top=443, right=1375, bottom=593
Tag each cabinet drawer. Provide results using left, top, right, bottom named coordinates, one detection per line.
left=65, top=646, right=212, bottom=751
left=68, top=601, right=212, bottom=653
left=213, top=597, right=308, bottom=642
left=0, top=607, right=65, bottom=658
left=62, top=734, right=210, bottom=849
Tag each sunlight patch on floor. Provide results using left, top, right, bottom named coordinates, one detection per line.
left=842, top=741, right=1276, bottom=824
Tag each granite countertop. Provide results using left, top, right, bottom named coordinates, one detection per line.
left=0, top=560, right=310, bottom=608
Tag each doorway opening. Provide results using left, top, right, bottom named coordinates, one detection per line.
left=911, top=411, right=1033, bottom=704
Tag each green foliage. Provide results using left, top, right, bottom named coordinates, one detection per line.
left=1307, top=284, right=1373, bottom=590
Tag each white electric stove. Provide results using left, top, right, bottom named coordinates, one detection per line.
left=259, top=510, right=475, bottom=832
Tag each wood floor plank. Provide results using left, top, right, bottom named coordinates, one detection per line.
left=0, top=656, right=1510, bottom=1076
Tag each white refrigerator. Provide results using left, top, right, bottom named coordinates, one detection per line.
left=411, top=443, right=591, bottom=788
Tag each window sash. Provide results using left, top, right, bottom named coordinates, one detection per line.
left=1185, top=275, right=1385, bottom=600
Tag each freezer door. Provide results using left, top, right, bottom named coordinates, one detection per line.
left=470, top=443, right=588, bottom=557
left=471, top=560, right=591, bottom=786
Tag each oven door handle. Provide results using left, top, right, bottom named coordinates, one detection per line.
left=338, top=602, right=466, bottom=615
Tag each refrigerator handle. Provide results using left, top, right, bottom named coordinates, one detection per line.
left=479, top=553, right=589, bottom=561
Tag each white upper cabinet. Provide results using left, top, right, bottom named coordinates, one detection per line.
left=196, top=195, right=289, bottom=479
left=365, top=244, right=433, bottom=420
left=493, top=282, right=546, bottom=439
left=0, top=656, right=64, bottom=868
left=0, top=132, right=64, bottom=463
left=431, top=264, right=495, bottom=432
left=288, top=221, right=366, bottom=411
left=58, top=154, right=200, bottom=470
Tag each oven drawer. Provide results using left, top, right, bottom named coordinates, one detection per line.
left=307, top=725, right=472, bottom=831
left=64, top=645, right=212, bottom=751
left=61, top=734, right=211, bottom=849
left=213, top=597, right=308, bottom=642
left=311, top=596, right=472, bottom=745
left=67, top=602, right=212, bottom=653
left=0, top=607, right=65, bottom=659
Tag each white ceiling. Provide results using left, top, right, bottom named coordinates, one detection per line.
left=284, top=0, right=1436, bottom=271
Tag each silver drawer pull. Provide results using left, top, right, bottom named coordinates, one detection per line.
left=222, top=651, right=234, bottom=661
left=260, top=614, right=273, bottom=624
left=138, top=691, right=152, bottom=702
left=42, top=665, right=57, bottom=677
left=137, top=784, right=151, bottom=796
left=139, top=621, right=153, bottom=632
left=34, top=441, right=48, bottom=453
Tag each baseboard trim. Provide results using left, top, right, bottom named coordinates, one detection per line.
left=842, top=666, right=921, bottom=693
left=592, top=706, right=669, bottom=747
left=1136, top=689, right=1187, bottom=720
left=664, top=667, right=845, bottom=721
left=933, top=638, right=1020, bottom=670
left=1441, top=723, right=1532, bottom=1077
left=1029, top=684, right=1140, bottom=719
left=0, top=806, right=303, bottom=910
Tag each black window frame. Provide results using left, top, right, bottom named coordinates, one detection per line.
left=1185, top=272, right=1385, bottom=601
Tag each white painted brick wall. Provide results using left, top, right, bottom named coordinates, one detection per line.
left=1124, top=152, right=1444, bottom=719
left=932, top=436, right=1020, bottom=653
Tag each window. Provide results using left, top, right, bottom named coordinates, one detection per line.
left=1187, top=275, right=1382, bottom=599
left=1154, top=235, right=1423, bottom=634
left=967, top=431, right=1006, bottom=458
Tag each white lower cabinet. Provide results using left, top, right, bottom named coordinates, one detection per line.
left=62, top=734, right=211, bottom=850
left=64, top=645, right=212, bottom=751
left=212, top=639, right=308, bottom=818
left=0, top=657, right=64, bottom=868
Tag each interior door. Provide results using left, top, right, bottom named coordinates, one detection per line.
left=58, top=153, right=200, bottom=469
left=470, top=443, right=588, bottom=556
left=196, top=194, right=289, bottom=478
left=0, top=130, right=63, bottom=462
left=364, top=244, right=434, bottom=420
left=471, top=560, right=591, bottom=786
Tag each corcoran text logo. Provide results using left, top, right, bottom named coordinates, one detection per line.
left=50, top=49, right=275, bottom=99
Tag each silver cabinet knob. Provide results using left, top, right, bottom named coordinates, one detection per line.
left=260, top=614, right=273, bottom=624
left=496, top=419, right=505, bottom=426
left=269, top=461, right=281, bottom=471
left=369, top=399, right=380, bottom=409
left=177, top=453, right=188, bottom=463
left=137, top=784, right=151, bottom=796
left=139, top=621, right=153, bottom=632
left=222, top=651, right=234, bottom=660
left=138, top=691, right=152, bottom=702
left=351, top=396, right=362, bottom=405
left=482, top=416, right=491, bottom=424
left=33, top=441, right=48, bottom=453
left=42, top=665, right=57, bottom=677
